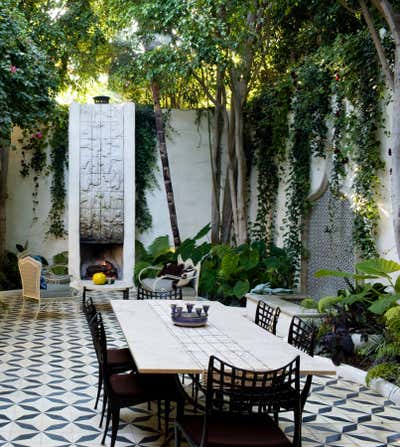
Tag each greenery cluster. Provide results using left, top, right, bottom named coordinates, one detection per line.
left=135, top=105, right=158, bottom=233
left=135, top=225, right=294, bottom=305
left=200, top=241, right=294, bottom=305
left=305, top=258, right=400, bottom=376
left=246, top=28, right=383, bottom=274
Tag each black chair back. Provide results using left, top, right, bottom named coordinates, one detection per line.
left=137, top=284, right=183, bottom=300
left=288, top=316, right=316, bottom=356
left=255, top=301, right=280, bottom=335
left=206, top=355, right=300, bottom=416
left=91, top=312, right=111, bottom=376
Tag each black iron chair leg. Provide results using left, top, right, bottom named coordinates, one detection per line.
left=157, top=399, right=162, bottom=431
left=165, top=399, right=171, bottom=435
left=301, top=374, right=313, bottom=412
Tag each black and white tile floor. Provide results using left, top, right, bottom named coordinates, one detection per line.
left=0, top=293, right=399, bottom=447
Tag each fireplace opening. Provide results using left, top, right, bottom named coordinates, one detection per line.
left=80, top=243, right=123, bottom=280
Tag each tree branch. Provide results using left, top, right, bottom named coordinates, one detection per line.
left=359, top=0, right=394, bottom=89
left=338, top=0, right=358, bottom=14
left=371, top=0, right=400, bottom=44
left=191, top=69, right=218, bottom=106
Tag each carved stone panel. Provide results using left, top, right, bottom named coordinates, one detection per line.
left=79, top=105, right=124, bottom=243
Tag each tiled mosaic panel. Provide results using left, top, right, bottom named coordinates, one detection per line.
left=306, top=189, right=355, bottom=300
left=0, top=292, right=399, bottom=447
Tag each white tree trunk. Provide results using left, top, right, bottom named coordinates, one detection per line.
left=391, top=51, right=400, bottom=258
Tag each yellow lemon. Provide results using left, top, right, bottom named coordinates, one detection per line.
left=93, top=272, right=107, bottom=285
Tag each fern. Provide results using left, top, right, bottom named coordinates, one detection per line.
left=376, top=342, right=400, bottom=360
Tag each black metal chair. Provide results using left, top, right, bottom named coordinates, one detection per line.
left=83, top=300, right=136, bottom=417
left=137, top=284, right=183, bottom=300
left=288, top=316, right=316, bottom=411
left=255, top=300, right=281, bottom=335
left=175, top=355, right=301, bottom=447
left=91, top=313, right=184, bottom=447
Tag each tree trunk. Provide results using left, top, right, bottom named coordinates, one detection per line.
left=221, top=174, right=233, bottom=243
left=0, top=137, right=10, bottom=264
left=391, top=49, right=400, bottom=257
left=232, top=91, right=248, bottom=245
left=210, top=72, right=224, bottom=244
left=151, top=82, right=181, bottom=247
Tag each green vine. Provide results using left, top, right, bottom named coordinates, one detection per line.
left=283, top=63, right=331, bottom=274
left=135, top=105, right=158, bottom=232
left=47, top=106, right=68, bottom=238
left=246, top=77, right=292, bottom=244
left=328, top=31, right=384, bottom=258
left=19, top=128, right=49, bottom=221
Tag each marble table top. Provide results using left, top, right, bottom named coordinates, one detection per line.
left=111, top=300, right=336, bottom=375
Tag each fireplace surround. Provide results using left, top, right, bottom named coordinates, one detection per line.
left=68, top=102, right=135, bottom=290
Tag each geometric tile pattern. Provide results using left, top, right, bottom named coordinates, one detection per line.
left=0, top=292, right=399, bottom=447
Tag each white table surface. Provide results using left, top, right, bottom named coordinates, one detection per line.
left=111, top=300, right=336, bottom=376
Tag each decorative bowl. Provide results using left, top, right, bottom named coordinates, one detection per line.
left=171, top=311, right=208, bottom=327
left=171, top=303, right=209, bottom=327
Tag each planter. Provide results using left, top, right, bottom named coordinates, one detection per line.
left=337, top=362, right=400, bottom=406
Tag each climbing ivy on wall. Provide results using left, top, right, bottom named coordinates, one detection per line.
left=19, top=104, right=158, bottom=237
left=248, top=30, right=384, bottom=275
left=245, top=77, right=292, bottom=245
left=283, top=63, right=331, bottom=273
left=135, top=105, right=158, bottom=233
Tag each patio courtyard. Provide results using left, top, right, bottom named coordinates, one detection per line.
left=0, top=292, right=399, bottom=447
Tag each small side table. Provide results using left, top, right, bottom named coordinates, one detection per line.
left=81, top=281, right=133, bottom=304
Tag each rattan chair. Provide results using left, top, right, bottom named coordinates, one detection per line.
left=288, top=316, right=316, bottom=411
left=255, top=300, right=281, bottom=335
left=175, top=355, right=301, bottom=447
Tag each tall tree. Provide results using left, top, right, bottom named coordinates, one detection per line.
left=339, top=0, right=400, bottom=258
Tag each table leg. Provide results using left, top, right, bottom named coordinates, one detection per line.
left=82, top=287, right=87, bottom=305
left=123, top=288, right=129, bottom=300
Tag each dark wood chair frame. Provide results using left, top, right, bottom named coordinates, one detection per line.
left=288, top=316, right=317, bottom=411
left=255, top=300, right=281, bottom=335
left=83, top=301, right=136, bottom=423
left=175, top=355, right=302, bottom=447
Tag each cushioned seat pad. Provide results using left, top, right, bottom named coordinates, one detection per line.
left=108, top=348, right=135, bottom=368
left=178, top=414, right=292, bottom=447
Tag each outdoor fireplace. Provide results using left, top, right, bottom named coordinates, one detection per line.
left=68, top=102, right=135, bottom=289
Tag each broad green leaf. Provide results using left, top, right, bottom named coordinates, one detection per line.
left=341, top=290, right=369, bottom=306
left=193, top=223, right=211, bottom=241
left=369, top=294, right=400, bottom=315
left=314, top=269, right=376, bottom=280
left=219, top=252, right=240, bottom=280
left=135, top=240, right=149, bottom=262
left=318, top=295, right=343, bottom=312
left=394, top=275, right=400, bottom=293
left=148, top=235, right=170, bottom=259
left=356, top=258, right=400, bottom=277
left=232, top=279, right=250, bottom=298
left=238, top=248, right=259, bottom=271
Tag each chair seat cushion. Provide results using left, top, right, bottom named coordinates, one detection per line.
left=110, top=373, right=180, bottom=401
left=141, top=278, right=174, bottom=291
left=108, top=348, right=135, bottom=370
left=178, top=414, right=292, bottom=447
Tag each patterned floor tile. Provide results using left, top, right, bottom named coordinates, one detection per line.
left=0, top=293, right=399, bottom=447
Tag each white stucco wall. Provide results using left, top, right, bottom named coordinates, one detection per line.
left=5, top=104, right=400, bottom=266
left=138, top=110, right=214, bottom=247
left=5, top=109, right=217, bottom=260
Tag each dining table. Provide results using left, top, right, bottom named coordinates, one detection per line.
left=110, top=299, right=336, bottom=376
